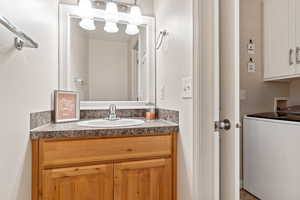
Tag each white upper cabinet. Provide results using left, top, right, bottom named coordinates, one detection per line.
left=295, top=0, right=300, bottom=74
left=264, top=0, right=299, bottom=81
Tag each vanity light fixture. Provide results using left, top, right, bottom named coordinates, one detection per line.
left=128, top=5, right=143, bottom=25
left=78, top=0, right=144, bottom=35
left=125, top=24, right=139, bottom=35
left=125, top=1, right=142, bottom=35
left=104, top=21, right=119, bottom=33
left=78, top=0, right=96, bottom=30
left=104, top=1, right=119, bottom=33
left=80, top=18, right=96, bottom=30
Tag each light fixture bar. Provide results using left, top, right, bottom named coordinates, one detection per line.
left=79, top=0, right=143, bottom=35
left=92, top=0, right=136, bottom=7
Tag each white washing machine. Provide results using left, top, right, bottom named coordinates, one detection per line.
left=244, top=114, right=300, bottom=200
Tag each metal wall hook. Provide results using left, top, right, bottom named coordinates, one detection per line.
left=156, top=30, right=168, bottom=50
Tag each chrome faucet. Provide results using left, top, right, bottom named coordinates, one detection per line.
left=107, top=104, right=119, bottom=121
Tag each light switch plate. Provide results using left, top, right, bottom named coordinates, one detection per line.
left=182, top=76, right=192, bottom=99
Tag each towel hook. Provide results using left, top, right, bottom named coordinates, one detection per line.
left=156, top=30, right=168, bottom=50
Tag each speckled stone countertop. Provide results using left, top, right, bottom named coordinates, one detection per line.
left=30, top=119, right=179, bottom=140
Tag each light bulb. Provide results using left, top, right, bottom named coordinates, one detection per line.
left=125, top=24, right=139, bottom=35
left=105, top=2, right=119, bottom=23
left=78, top=0, right=92, bottom=18
left=129, top=6, right=143, bottom=25
left=79, top=18, right=95, bottom=30
left=104, top=22, right=119, bottom=33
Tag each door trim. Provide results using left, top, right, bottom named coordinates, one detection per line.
left=193, top=0, right=220, bottom=199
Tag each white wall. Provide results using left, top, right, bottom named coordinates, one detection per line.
left=137, top=0, right=154, bottom=16
left=0, top=0, right=58, bottom=200
left=154, top=0, right=193, bottom=199
left=70, top=18, right=89, bottom=100
left=88, top=39, right=129, bottom=101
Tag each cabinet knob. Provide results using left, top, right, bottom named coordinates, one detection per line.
left=289, top=48, right=294, bottom=66
left=296, top=47, right=300, bottom=64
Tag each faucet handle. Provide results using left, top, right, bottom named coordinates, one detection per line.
left=107, top=104, right=118, bottom=121
left=109, top=104, right=116, bottom=114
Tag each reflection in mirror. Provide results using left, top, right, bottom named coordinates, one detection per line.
left=59, top=4, right=155, bottom=106
left=70, top=18, right=147, bottom=101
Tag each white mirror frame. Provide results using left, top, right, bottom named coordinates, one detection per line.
left=59, top=4, right=156, bottom=110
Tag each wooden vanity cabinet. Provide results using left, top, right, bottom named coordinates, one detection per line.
left=114, top=159, right=172, bottom=200
left=43, top=164, right=114, bottom=200
left=32, top=134, right=177, bottom=200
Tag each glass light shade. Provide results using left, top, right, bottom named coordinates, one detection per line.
left=105, top=2, right=119, bottom=23
left=125, top=24, right=139, bottom=35
left=78, top=0, right=92, bottom=18
left=129, top=6, right=143, bottom=25
left=104, top=22, right=119, bottom=33
left=79, top=18, right=95, bottom=30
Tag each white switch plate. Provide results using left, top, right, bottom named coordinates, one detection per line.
left=182, top=76, right=193, bottom=99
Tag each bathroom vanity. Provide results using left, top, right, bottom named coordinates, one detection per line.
left=29, top=3, right=180, bottom=199
left=30, top=119, right=178, bottom=200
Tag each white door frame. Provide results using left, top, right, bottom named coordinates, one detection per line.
left=192, top=0, right=220, bottom=199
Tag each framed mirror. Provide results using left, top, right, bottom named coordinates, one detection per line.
left=59, top=4, right=155, bottom=109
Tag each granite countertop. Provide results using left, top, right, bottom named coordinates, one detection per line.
left=30, top=119, right=179, bottom=140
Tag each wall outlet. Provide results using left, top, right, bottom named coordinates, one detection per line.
left=248, top=39, right=256, bottom=54
left=182, top=76, right=192, bottom=99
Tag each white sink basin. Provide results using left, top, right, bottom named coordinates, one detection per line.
left=78, top=118, right=145, bottom=128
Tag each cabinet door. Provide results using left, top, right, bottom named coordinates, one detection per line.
left=114, top=159, right=172, bottom=200
left=43, top=164, right=113, bottom=200
left=295, top=0, right=300, bottom=73
left=264, top=0, right=295, bottom=80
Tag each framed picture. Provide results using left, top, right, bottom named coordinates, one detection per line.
left=54, top=90, right=80, bottom=123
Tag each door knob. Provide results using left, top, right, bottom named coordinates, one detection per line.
left=215, top=119, right=231, bottom=131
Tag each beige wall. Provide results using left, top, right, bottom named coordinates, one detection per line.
left=240, top=0, right=290, bottom=117
left=154, top=0, right=193, bottom=199
left=289, top=80, right=300, bottom=105
left=0, top=0, right=58, bottom=199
